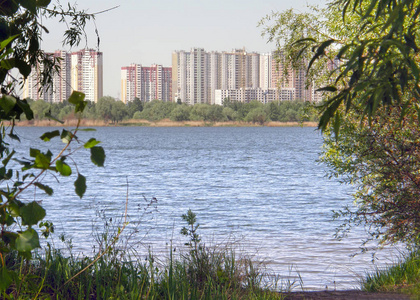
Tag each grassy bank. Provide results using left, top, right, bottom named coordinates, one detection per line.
left=2, top=210, right=288, bottom=299
left=13, top=118, right=318, bottom=128
left=362, top=250, right=420, bottom=297
left=4, top=246, right=285, bottom=299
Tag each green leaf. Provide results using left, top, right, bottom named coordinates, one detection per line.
left=0, top=34, right=19, bottom=50
left=404, top=33, right=418, bottom=52
left=90, top=146, right=105, bottom=167
left=34, top=182, right=53, bottom=196
left=308, top=39, right=336, bottom=71
left=34, top=152, right=51, bottom=169
left=333, top=111, right=342, bottom=138
left=16, top=98, right=34, bottom=120
left=16, top=228, right=40, bottom=252
left=9, top=200, right=23, bottom=217
left=84, top=138, right=100, bottom=149
left=29, top=148, right=40, bottom=158
left=68, top=91, right=87, bottom=113
left=60, top=129, right=73, bottom=143
left=75, top=173, right=86, bottom=198
left=0, top=58, right=15, bottom=70
left=1, top=231, right=18, bottom=245
left=20, top=201, right=46, bottom=226
left=56, top=159, right=72, bottom=176
left=36, top=0, right=51, bottom=7
left=316, top=86, right=337, bottom=92
left=20, top=0, right=37, bottom=13
left=15, top=59, right=31, bottom=78
left=0, top=95, right=16, bottom=115
left=2, top=150, right=15, bottom=167
left=40, top=130, right=60, bottom=141
left=0, top=0, right=19, bottom=16
left=0, top=267, right=13, bottom=292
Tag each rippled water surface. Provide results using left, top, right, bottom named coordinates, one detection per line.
left=12, top=126, right=400, bottom=290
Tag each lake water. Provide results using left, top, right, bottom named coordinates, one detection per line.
left=11, top=126, right=401, bottom=291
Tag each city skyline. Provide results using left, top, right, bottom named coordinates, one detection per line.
left=39, top=0, right=323, bottom=99
left=122, top=48, right=319, bottom=104
left=26, top=47, right=317, bottom=105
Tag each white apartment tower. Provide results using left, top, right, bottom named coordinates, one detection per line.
left=172, top=48, right=209, bottom=105
left=259, top=53, right=272, bottom=90
left=23, top=50, right=72, bottom=102
left=71, top=49, right=103, bottom=103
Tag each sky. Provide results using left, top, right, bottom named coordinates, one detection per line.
left=41, top=0, right=323, bottom=99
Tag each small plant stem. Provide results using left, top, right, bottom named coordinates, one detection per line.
left=63, top=177, right=129, bottom=286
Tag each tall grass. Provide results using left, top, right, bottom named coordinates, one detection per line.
left=362, top=249, right=420, bottom=296
left=2, top=209, right=287, bottom=299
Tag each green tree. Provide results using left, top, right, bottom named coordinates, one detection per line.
left=262, top=0, right=420, bottom=246
left=268, top=102, right=281, bottom=121
left=81, top=100, right=97, bottom=119
left=170, top=104, right=191, bottom=121
left=58, top=103, right=75, bottom=120
left=138, top=100, right=176, bottom=121
left=0, top=1, right=105, bottom=293
left=126, top=97, right=143, bottom=118
left=110, top=100, right=127, bottom=123
left=321, top=108, right=420, bottom=246
left=206, top=105, right=225, bottom=122
left=245, top=107, right=269, bottom=125
left=222, top=107, right=237, bottom=121
left=30, top=99, right=50, bottom=119
left=96, top=96, right=115, bottom=121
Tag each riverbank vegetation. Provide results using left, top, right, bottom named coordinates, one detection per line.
left=27, top=97, right=318, bottom=125
left=262, top=0, right=420, bottom=294
left=3, top=209, right=285, bottom=299
left=362, top=250, right=420, bottom=296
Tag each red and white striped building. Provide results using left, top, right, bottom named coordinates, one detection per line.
left=121, top=64, right=172, bottom=103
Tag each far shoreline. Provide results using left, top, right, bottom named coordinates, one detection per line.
left=13, top=118, right=318, bottom=128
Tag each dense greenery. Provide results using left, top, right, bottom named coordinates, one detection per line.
left=4, top=210, right=286, bottom=299
left=321, top=107, right=420, bottom=246
left=262, top=0, right=420, bottom=247
left=28, top=97, right=318, bottom=124
left=0, top=0, right=106, bottom=295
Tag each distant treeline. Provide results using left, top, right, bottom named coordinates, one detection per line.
left=28, top=97, right=319, bottom=124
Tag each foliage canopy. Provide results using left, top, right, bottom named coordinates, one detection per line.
left=261, top=0, right=420, bottom=246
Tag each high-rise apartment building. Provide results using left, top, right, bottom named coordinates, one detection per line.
left=259, top=53, right=272, bottom=90
left=23, top=50, right=72, bottom=103
left=71, top=49, right=103, bottom=103
left=172, top=48, right=262, bottom=105
left=172, top=48, right=209, bottom=105
left=23, top=49, right=103, bottom=103
left=121, top=64, right=172, bottom=103
left=172, top=48, right=318, bottom=105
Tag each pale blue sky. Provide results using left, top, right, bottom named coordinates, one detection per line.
left=42, top=0, right=323, bottom=98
